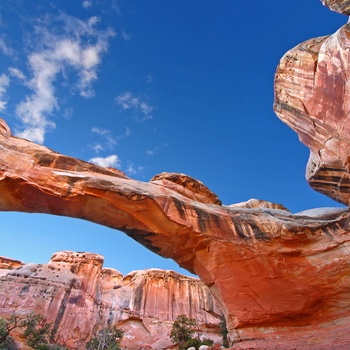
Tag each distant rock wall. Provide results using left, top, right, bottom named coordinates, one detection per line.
left=0, top=251, right=222, bottom=349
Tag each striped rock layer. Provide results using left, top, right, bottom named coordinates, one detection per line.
left=321, top=0, right=350, bottom=14
left=0, top=251, right=222, bottom=349
left=1, top=119, right=350, bottom=349
left=274, top=20, right=350, bottom=206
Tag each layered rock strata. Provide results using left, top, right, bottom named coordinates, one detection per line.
left=321, top=0, right=350, bottom=14
left=274, top=6, right=350, bottom=205
left=0, top=251, right=222, bottom=349
left=1, top=118, right=350, bottom=348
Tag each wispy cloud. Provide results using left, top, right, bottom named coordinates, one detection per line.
left=147, top=143, right=168, bottom=156
left=0, top=35, right=15, bottom=57
left=115, top=91, right=154, bottom=121
left=8, top=67, right=26, bottom=81
left=0, top=74, right=10, bottom=111
left=91, top=127, right=117, bottom=151
left=14, top=13, right=115, bottom=144
left=146, top=74, right=154, bottom=84
left=89, top=154, right=120, bottom=168
left=91, top=125, right=131, bottom=153
left=82, top=1, right=93, bottom=9
left=121, top=30, right=131, bottom=41
left=125, top=163, right=144, bottom=175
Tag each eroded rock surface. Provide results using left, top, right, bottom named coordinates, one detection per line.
left=1, top=118, right=350, bottom=348
left=321, top=0, right=350, bottom=14
left=0, top=251, right=222, bottom=349
left=274, top=17, right=350, bottom=205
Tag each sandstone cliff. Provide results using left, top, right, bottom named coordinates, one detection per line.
left=0, top=251, right=222, bottom=349
left=1, top=0, right=350, bottom=349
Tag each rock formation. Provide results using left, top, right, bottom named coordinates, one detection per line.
left=321, top=0, right=350, bottom=14
left=1, top=116, right=350, bottom=348
left=0, top=251, right=222, bottom=349
left=274, top=7, right=350, bottom=206
left=1, top=0, right=350, bottom=348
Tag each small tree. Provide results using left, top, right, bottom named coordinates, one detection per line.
left=86, top=326, right=124, bottom=350
left=0, top=312, right=66, bottom=350
left=0, top=317, right=17, bottom=349
left=0, top=313, right=32, bottom=349
left=170, top=315, right=197, bottom=350
left=0, top=316, right=16, bottom=348
left=219, top=315, right=229, bottom=348
left=22, top=313, right=52, bottom=349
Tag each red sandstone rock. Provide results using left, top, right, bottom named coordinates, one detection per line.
left=321, top=0, right=350, bottom=14
left=150, top=172, right=222, bottom=205
left=0, top=256, right=23, bottom=270
left=1, top=118, right=350, bottom=348
left=0, top=251, right=222, bottom=349
left=274, top=23, right=350, bottom=206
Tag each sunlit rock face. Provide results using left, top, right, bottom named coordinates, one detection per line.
left=274, top=21, right=350, bottom=206
left=321, top=0, right=350, bottom=14
left=0, top=251, right=222, bottom=349
left=1, top=118, right=350, bottom=349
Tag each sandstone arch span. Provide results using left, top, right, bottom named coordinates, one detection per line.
left=1, top=118, right=350, bottom=348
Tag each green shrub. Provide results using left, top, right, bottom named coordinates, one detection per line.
left=23, top=313, right=52, bottom=349
left=170, top=315, right=215, bottom=349
left=182, top=337, right=202, bottom=349
left=170, top=314, right=197, bottom=349
left=0, top=312, right=67, bottom=350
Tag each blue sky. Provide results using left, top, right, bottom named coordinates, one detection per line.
left=0, top=0, right=347, bottom=276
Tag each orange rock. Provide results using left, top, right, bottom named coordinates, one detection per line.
left=0, top=251, right=222, bottom=349
left=1, top=118, right=350, bottom=348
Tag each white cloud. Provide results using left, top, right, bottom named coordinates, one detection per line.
left=125, top=163, right=144, bottom=176
left=0, top=74, right=10, bottom=111
left=116, top=91, right=138, bottom=110
left=89, top=154, right=120, bottom=168
left=14, top=14, right=115, bottom=144
left=0, top=36, right=14, bottom=57
left=115, top=91, right=154, bottom=121
left=146, top=74, right=154, bottom=84
left=82, top=1, right=92, bottom=9
left=92, top=144, right=104, bottom=153
left=8, top=67, right=26, bottom=81
left=122, top=30, right=131, bottom=41
left=147, top=143, right=167, bottom=156
left=92, top=127, right=117, bottom=150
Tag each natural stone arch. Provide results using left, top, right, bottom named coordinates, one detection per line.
left=1, top=118, right=350, bottom=348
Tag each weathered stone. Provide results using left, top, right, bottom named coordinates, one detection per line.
left=321, top=0, right=350, bottom=14
left=1, top=118, right=350, bottom=348
left=0, top=256, right=23, bottom=270
left=274, top=22, right=350, bottom=206
left=0, top=251, right=222, bottom=349
left=150, top=172, right=222, bottom=205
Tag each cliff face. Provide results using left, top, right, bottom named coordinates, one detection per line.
left=0, top=251, right=222, bottom=349
left=2, top=0, right=350, bottom=349
left=274, top=6, right=350, bottom=206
